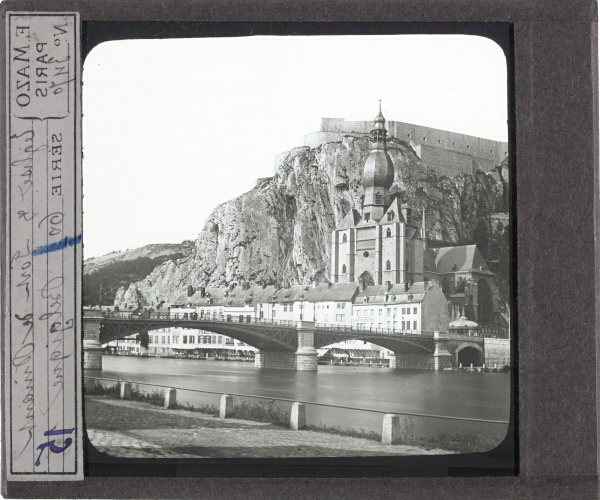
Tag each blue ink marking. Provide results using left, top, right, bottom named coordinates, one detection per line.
left=35, top=427, right=75, bottom=466
left=32, top=234, right=81, bottom=256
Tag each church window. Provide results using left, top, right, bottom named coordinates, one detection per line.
left=423, top=136, right=426, bottom=141
left=407, top=133, right=411, bottom=138
left=466, top=144, right=470, bottom=149
left=375, top=192, right=383, bottom=204
left=342, top=233, right=347, bottom=243
left=386, top=260, right=391, bottom=271
left=364, top=212, right=370, bottom=222
left=342, top=264, right=347, bottom=273
left=363, top=251, right=369, bottom=258
left=386, top=228, right=392, bottom=238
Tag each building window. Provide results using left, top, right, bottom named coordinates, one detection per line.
left=324, top=315, right=329, bottom=322
left=357, top=310, right=362, bottom=316
left=379, top=309, right=383, bottom=316
left=386, top=228, right=392, bottom=237
left=402, top=308, right=406, bottom=314
left=386, top=260, right=391, bottom=271
left=284, top=304, right=288, bottom=312
left=336, top=314, right=345, bottom=322
left=413, top=307, right=417, bottom=314
left=387, top=308, right=391, bottom=315
left=342, top=233, right=347, bottom=243
left=290, top=303, right=293, bottom=311
left=414, top=321, right=417, bottom=330
left=183, top=336, right=188, bottom=344
left=190, top=336, right=195, bottom=344
left=402, top=321, right=406, bottom=329
left=387, top=211, right=394, bottom=222
left=342, top=264, right=347, bottom=273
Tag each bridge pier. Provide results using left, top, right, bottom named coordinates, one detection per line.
left=295, top=321, right=318, bottom=371
left=389, top=332, right=453, bottom=370
left=83, top=309, right=103, bottom=371
left=255, top=320, right=318, bottom=371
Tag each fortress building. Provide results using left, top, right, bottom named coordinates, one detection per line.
left=331, top=104, right=425, bottom=289
left=275, top=114, right=508, bottom=177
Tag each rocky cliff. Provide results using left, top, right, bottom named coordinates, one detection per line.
left=115, top=136, right=508, bottom=307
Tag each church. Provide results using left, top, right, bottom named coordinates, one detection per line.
left=330, top=104, right=500, bottom=327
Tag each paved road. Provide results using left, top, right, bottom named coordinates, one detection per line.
left=85, top=395, right=454, bottom=458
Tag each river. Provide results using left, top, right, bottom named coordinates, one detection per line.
left=88, top=355, right=512, bottom=445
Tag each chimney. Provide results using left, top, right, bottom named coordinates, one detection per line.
left=385, top=281, right=392, bottom=291
left=187, top=285, right=194, bottom=297
left=199, top=287, right=206, bottom=298
left=404, top=282, right=409, bottom=292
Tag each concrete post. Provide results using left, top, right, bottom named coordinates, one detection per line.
left=83, top=309, right=104, bottom=371
left=120, top=382, right=132, bottom=400
left=382, top=414, right=400, bottom=445
left=164, top=388, right=177, bottom=409
left=84, top=378, right=97, bottom=393
left=290, top=402, right=306, bottom=430
left=220, top=394, right=234, bottom=419
left=296, top=321, right=318, bottom=371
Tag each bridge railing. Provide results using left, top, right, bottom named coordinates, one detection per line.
left=314, top=323, right=437, bottom=338
left=100, top=311, right=448, bottom=337
left=101, top=310, right=296, bottom=328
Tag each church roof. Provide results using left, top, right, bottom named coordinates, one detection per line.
left=381, top=197, right=407, bottom=224
left=337, top=208, right=362, bottom=230
left=431, top=245, right=494, bottom=275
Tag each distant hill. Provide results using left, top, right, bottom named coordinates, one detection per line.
left=83, top=242, right=194, bottom=306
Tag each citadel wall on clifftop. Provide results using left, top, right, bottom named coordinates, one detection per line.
left=274, top=118, right=509, bottom=177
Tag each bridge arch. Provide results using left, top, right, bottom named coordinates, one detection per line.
left=99, top=318, right=298, bottom=352
left=455, top=342, right=484, bottom=366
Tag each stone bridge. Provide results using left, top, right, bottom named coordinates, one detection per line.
left=83, top=310, right=485, bottom=371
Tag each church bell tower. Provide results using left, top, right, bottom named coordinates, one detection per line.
left=361, top=102, right=395, bottom=222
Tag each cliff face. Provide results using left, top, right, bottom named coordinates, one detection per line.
left=116, top=136, right=506, bottom=307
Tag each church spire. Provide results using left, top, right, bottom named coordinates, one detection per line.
left=361, top=102, right=395, bottom=222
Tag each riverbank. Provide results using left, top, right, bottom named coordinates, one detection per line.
left=85, top=395, right=455, bottom=458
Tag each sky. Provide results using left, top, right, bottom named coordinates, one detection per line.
left=82, top=35, right=508, bottom=259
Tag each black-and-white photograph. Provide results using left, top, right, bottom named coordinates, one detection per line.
left=81, top=34, right=512, bottom=460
